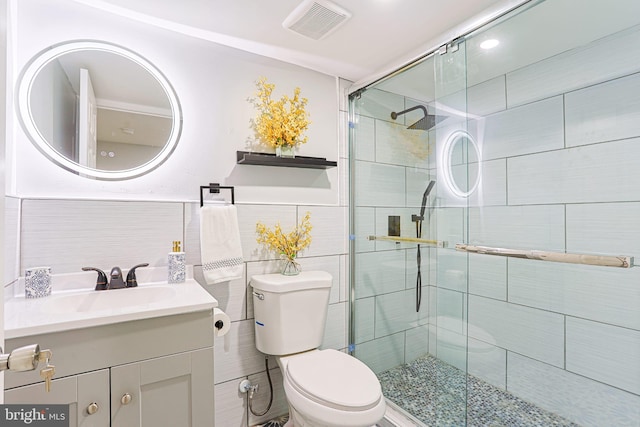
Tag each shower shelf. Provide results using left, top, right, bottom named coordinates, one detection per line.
left=455, top=244, right=634, bottom=268
left=368, top=235, right=447, bottom=248
left=236, top=151, right=337, bottom=169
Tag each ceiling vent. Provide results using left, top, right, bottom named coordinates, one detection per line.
left=283, top=0, right=352, bottom=41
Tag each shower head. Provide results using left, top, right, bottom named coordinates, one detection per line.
left=419, top=180, right=436, bottom=220
left=390, top=105, right=447, bottom=131
left=412, top=180, right=435, bottom=223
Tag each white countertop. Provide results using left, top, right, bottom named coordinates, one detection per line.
left=5, top=278, right=218, bottom=339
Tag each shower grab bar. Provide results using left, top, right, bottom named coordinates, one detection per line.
left=368, top=235, right=447, bottom=248
left=455, top=244, right=633, bottom=268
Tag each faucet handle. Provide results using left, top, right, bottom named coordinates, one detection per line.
left=126, top=263, right=149, bottom=288
left=82, top=267, right=108, bottom=291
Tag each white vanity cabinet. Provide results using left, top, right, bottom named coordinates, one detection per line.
left=5, top=369, right=111, bottom=426
left=4, top=310, right=215, bottom=426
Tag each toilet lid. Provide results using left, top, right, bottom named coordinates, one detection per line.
left=285, top=349, right=382, bottom=411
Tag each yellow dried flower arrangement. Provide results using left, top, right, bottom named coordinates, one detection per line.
left=256, top=212, right=312, bottom=262
left=250, top=77, right=311, bottom=149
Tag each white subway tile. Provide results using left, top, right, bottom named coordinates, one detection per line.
left=354, top=88, right=405, bottom=122
left=566, top=317, right=640, bottom=395
left=468, top=253, right=507, bottom=301
left=567, top=202, right=640, bottom=256
left=509, top=139, right=640, bottom=204
left=321, top=302, right=347, bottom=350
left=468, top=205, right=565, bottom=251
left=298, top=206, right=347, bottom=258
left=4, top=197, right=20, bottom=284
left=468, top=295, right=565, bottom=367
left=355, top=297, right=375, bottom=344
left=507, top=25, right=640, bottom=107
left=354, top=115, right=375, bottom=161
left=214, top=320, right=265, bottom=383
left=354, top=332, right=405, bottom=374
left=355, top=250, right=406, bottom=299
left=355, top=207, right=376, bottom=253
left=214, top=379, right=248, bottom=427
left=404, top=326, right=429, bottom=364
left=374, top=289, right=419, bottom=338
left=195, top=265, right=247, bottom=322
left=376, top=120, right=430, bottom=169
left=509, top=258, right=640, bottom=331
left=508, top=352, right=640, bottom=427
left=296, top=255, right=341, bottom=304
left=237, top=205, right=296, bottom=262
left=467, top=96, right=564, bottom=161
left=467, top=75, right=507, bottom=117
left=436, top=250, right=467, bottom=293
left=566, top=73, right=640, bottom=146
left=467, top=338, right=506, bottom=390
left=355, top=161, right=406, bottom=208
left=21, top=199, right=183, bottom=274
left=247, top=367, right=288, bottom=426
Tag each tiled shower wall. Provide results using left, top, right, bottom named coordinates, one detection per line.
left=353, top=24, right=640, bottom=426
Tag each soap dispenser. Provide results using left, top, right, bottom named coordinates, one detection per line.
left=168, top=241, right=185, bottom=283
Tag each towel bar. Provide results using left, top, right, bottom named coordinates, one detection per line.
left=200, top=183, right=235, bottom=207
left=367, top=235, right=447, bottom=248
left=455, top=243, right=633, bottom=268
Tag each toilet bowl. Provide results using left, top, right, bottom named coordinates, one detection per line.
left=251, top=271, right=386, bottom=427
left=277, top=350, right=386, bottom=427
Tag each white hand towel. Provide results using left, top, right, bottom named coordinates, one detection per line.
left=200, top=205, right=244, bottom=284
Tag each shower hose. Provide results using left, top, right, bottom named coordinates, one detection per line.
left=248, top=357, right=274, bottom=417
left=415, top=219, right=423, bottom=312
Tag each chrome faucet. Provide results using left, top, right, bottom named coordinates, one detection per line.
left=83, top=263, right=149, bottom=290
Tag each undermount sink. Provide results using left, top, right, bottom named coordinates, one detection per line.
left=42, top=285, right=177, bottom=314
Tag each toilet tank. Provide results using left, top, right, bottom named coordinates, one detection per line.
left=251, top=271, right=332, bottom=356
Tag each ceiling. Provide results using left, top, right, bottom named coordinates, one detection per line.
left=72, top=0, right=514, bottom=83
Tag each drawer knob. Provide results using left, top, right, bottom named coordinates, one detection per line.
left=121, top=393, right=132, bottom=405
left=87, top=402, right=99, bottom=415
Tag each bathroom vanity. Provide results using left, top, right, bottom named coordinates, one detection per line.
left=3, top=278, right=217, bottom=426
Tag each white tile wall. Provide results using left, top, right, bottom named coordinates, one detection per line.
left=566, top=317, right=640, bottom=395
left=566, top=72, right=640, bottom=146
left=354, top=115, right=375, bottom=162
left=507, top=25, right=640, bottom=107
left=508, top=138, right=640, bottom=205
left=214, top=379, right=248, bottom=427
left=508, top=352, right=640, bottom=427
left=468, top=96, right=564, bottom=161
left=21, top=199, right=183, bottom=274
left=467, top=75, right=507, bottom=117
left=354, top=250, right=406, bottom=299
left=468, top=253, right=507, bottom=301
left=566, top=202, right=640, bottom=255
left=404, top=325, right=429, bottom=363
left=509, top=259, right=640, bottom=331
left=355, top=332, right=405, bottom=374
left=468, top=295, right=565, bottom=367
left=355, top=161, right=406, bottom=207
left=468, top=205, right=565, bottom=250
left=467, top=338, right=506, bottom=390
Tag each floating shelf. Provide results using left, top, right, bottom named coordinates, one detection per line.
left=236, top=151, right=337, bottom=169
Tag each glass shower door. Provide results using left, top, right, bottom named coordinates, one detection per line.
left=430, top=40, right=472, bottom=426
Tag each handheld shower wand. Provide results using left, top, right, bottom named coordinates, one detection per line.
left=413, top=180, right=435, bottom=312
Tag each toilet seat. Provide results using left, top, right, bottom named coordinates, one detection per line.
left=285, top=349, right=382, bottom=411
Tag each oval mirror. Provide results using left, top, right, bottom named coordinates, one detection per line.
left=17, top=41, right=182, bottom=180
left=442, top=130, right=481, bottom=198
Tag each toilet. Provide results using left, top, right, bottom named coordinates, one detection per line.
left=251, top=271, right=386, bottom=427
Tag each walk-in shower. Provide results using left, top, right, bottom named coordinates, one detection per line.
left=349, top=0, right=640, bottom=426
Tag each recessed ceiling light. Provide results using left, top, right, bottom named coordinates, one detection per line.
left=480, top=39, right=499, bottom=50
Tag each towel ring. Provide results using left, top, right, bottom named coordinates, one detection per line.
left=200, top=183, right=235, bottom=207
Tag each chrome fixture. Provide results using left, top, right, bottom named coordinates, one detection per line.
left=0, top=344, right=55, bottom=392
left=83, top=263, right=149, bottom=290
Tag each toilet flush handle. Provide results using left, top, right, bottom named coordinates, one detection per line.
left=252, top=291, right=264, bottom=301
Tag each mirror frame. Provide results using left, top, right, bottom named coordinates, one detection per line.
left=17, top=40, right=183, bottom=180
left=441, top=129, right=481, bottom=198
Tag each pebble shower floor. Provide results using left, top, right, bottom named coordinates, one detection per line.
left=378, top=354, right=580, bottom=427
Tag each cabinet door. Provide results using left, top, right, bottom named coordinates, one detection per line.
left=111, top=348, right=214, bottom=427
left=5, top=369, right=110, bottom=427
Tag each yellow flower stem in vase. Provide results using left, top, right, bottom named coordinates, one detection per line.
left=276, top=145, right=295, bottom=158
left=281, top=255, right=301, bottom=276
